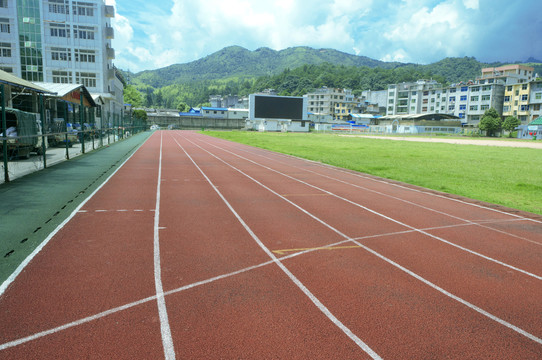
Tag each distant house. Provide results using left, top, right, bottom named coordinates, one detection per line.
left=517, top=117, right=542, bottom=140
left=179, top=107, right=202, bottom=117
left=245, top=119, right=309, bottom=132
left=201, top=107, right=227, bottom=119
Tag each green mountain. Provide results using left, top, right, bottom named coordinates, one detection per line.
left=122, top=45, right=405, bottom=88
left=120, top=46, right=542, bottom=108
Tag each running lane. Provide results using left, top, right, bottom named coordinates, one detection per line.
left=0, top=134, right=165, bottom=359
left=175, top=131, right=541, bottom=359
left=1, top=130, right=540, bottom=359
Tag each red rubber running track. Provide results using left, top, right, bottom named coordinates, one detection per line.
left=1, top=130, right=541, bottom=359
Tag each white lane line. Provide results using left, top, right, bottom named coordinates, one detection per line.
left=183, top=133, right=542, bottom=346
left=0, top=134, right=152, bottom=297
left=198, top=136, right=541, bottom=280
left=0, top=219, right=534, bottom=351
left=154, top=132, right=176, bottom=360
left=231, top=144, right=542, bottom=247
left=215, top=138, right=542, bottom=246
left=172, top=135, right=382, bottom=360
left=237, top=142, right=542, bottom=224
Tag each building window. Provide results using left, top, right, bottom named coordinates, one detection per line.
left=470, top=105, right=478, bottom=111
left=460, top=95, right=467, bottom=101
left=74, top=26, right=95, bottom=40
left=449, top=96, right=455, bottom=102
left=504, top=96, right=510, bottom=102
left=0, top=0, right=7, bottom=8
left=49, top=0, right=69, bottom=14
left=522, top=84, right=528, bottom=90
left=50, top=24, right=70, bottom=38
left=73, top=2, right=95, bottom=17
left=471, top=96, right=479, bottom=102
left=0, top=19, right=10, bottom=33
left=461, top=86, right=468, bottom=92
left=471, top=87, right=480, bottom=92
left=520, top=105, right=529, bottom=111
left=52, top=70, right=72, bottom=84
left=481, top=95, right=491, bottom=101
left=0, top=42, right=11, bottom=57
left=482, top=86, right=492, bottom=91
left=51, top=47, right=71, bottom=61
left=521, top=94, right=528, bottom=101
left=76, top=72, right=97, bottom=88
left=448, top=105, right=455, bottom=111
left=481, top=105, right=489, bottom=110
left=536, top=93, right=542, bottom=100
left=75, top=49, right=96, bottom=63
left=459, top=105, right=466, bottom=110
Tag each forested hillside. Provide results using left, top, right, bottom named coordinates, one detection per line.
left=120, top=46, right=541, bottom=109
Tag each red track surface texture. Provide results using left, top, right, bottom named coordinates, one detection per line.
left=1, top=131, right=541, bottom=359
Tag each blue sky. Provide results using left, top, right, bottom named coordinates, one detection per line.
left=106, top=0, right=542, bottom=73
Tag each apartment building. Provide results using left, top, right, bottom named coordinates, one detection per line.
left=306, top=87, right=356, bottom=121
left=478, top=64, right=534, bottom=85
left=438, top=82, right=505, bottom=125
left=386, top=80, right=443, bottom=116
left=527, top=80, right=542, bottom=121
left=386, top=67, right=538, bottom=126
left=0, top=0, right=122, bottom=120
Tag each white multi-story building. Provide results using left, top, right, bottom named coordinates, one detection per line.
left=0, top=0, right=122, bottom=119
left=387, top=80, right=443, bottom=116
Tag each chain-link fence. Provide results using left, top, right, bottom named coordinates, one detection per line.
left=1, top=109, right=147, bottom=184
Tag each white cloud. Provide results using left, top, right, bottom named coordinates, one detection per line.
left=463, top=0, right=479, bottom=10
left=111, top=0, right=542, bottom=71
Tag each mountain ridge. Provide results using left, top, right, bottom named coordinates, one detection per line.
left=123, top=45, right=409, bottom=88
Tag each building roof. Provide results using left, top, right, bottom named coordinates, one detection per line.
left=529, top=117, right=542, bottom=125
left=0, top=70, right=52, bottom=94
left=351, top=114, right=376, bottom=119
left=202, top=107, right=228, bottom=111
left=35, top=82, right=96, bottom=107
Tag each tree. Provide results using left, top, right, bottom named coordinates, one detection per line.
left=479, top=108, right=502, bottom=137
left=177, top=101, right=190, bottom=112
left=502, top=116, right=521, bottom=137
left=123, top=85, right=143, bottom=107
left=132, top=109, right=148, bottom=122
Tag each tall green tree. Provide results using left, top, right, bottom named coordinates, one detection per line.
left=502, top=116, right=521, bottom=137
left=479, top=108, right=502, bottom=137
left=123, top=84, right=143, bottom=107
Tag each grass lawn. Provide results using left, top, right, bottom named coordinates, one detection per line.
left=202, top=131, right=542, bottom=216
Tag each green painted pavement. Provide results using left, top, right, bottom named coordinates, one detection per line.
left=0, top=131, right=153, bottom=287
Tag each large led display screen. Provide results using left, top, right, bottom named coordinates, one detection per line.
left=252, top=95, right=304, bottom=120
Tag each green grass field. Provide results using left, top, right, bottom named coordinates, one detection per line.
left=203, top=131, right=542, bottom=215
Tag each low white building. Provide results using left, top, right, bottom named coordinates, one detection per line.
left=245, top=119, right=309, bottom=132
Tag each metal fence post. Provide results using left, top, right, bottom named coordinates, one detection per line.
left=80, top=93, right=85, bottom=154
left=39, top=94, right=47, bottom=168
left=64, top=102, right=69, bottom=160
left=1, top=84, right=9, bottom=183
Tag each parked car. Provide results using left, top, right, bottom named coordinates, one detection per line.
left=0, top=108, right=45, bottom=159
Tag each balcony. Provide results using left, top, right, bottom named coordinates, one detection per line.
left=105, top=26, right=114, bottom=39
left=104, top=5, right=115, bottom=18
left=106, top=47, right=115, bottom=59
